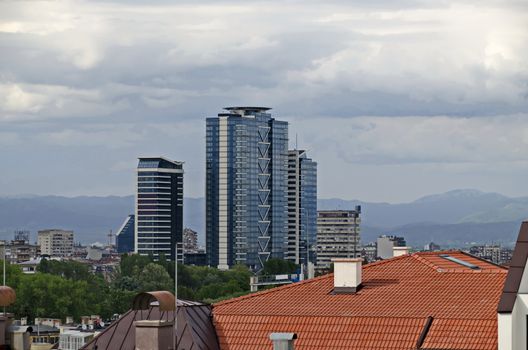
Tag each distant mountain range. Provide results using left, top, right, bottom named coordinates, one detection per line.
left=0, top=189, right=526, bottom=247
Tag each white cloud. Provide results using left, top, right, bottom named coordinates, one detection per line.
left=0, top=84, right=48, bottom=113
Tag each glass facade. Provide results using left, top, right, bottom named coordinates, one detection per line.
left=135, top=157, right=184, bottom=262
left=206, top=107, right=288, bottom=270
left=286, top=150, right=317, bottom=267
left=116, top=214, right=135, bottom=253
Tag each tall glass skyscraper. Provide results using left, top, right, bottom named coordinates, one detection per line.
left=286, top=150, right=317, bottom=267
left=206, top=107, right=288, bottom=270
left=135, top=157, right=184, bottom=262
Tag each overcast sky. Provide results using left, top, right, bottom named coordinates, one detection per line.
left=0, top=0, right=527, bottom=202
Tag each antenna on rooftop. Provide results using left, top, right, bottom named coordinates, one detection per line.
left=295, top=133, right=298, bottom=150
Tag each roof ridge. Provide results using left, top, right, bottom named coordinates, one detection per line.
left=215, top=255, right=421, bottom=307
left=215, top=255, right=425, bottom=307
left=361, top=254, right=411, bottom=268
left=213, top=273, right=332, bottom=307
left=213, top=313, right=497, bottom=321
left=214, top=254, right=454, bottom=307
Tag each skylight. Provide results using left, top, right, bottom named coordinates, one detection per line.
left=439, top=254, right=480, bottom=270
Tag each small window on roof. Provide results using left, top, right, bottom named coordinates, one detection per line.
left=439, top=254, right=480, bottom=269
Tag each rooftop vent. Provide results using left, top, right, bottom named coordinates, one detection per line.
left=439, top=254, right=480, bottom=269
left=332, top=258, right=362, bottom=294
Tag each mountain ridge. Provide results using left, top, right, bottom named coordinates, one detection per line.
left=0, top=189, right=526, bottom=247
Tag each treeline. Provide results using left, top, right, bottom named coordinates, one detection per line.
left=4, top=256, right=299, bottom=323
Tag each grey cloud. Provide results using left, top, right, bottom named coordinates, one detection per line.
left=1, top=0, right=528, bottom=201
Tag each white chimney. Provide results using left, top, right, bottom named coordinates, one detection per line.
left=393, top=246, right=410, bottom=257
left=332, top=258, right=362, bottom=294
left=270, top=333, right=297, bottom=350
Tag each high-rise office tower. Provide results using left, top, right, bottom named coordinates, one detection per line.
left=135, top=157, right=184, bottom=262
left=286, top=149, right=317, bottom=267
left=316, top=207, right=361, bottom=269
left=206, top=107, right=288, bottom=270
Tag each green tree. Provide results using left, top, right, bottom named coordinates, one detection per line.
left=119, top=254, right=152, bottom=278
left=261, top=258, right=298, bottom=276
left=138, top=263, right=174, bottom=292
left=11, top=273, right=91, bottom=321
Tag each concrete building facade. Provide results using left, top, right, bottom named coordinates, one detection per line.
left=376, top=235, right=407, bottom=259
left=316, top=208, right=361, bottom=269
left=37, top=229, right=74, bottom=257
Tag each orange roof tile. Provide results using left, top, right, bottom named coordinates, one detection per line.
left=213, top=251, right=506, bottom=350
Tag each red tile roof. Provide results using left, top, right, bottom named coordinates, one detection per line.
left=213, top=251, right=507, bottom=350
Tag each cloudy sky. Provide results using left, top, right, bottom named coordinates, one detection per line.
left=0, top=0, right=527, bottom=202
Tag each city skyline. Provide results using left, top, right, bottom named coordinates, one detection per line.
left=1, top=0, right=527, bottom=203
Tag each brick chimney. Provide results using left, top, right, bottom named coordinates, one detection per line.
left=332, top=258, right=362, bottom=294
left=270, top=332, right=297, bottom=350
left=393, top=246, right=410, bottom=257
left=135, top=320, right=174, bottom=350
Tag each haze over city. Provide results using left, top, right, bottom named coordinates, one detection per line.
left=1, top=0, right=528, bottom=202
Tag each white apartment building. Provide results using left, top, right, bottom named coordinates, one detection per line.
left=37, top=229, right=74, bottom=257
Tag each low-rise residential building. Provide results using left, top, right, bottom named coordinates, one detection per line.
left=0, top=238, right=39, bottom=264
left=8, top=240, right=39, bottom=262
left=469, top=244, right=513, bottom=266
left=316, top=208, right=361, bottom=269
left=360, top=242, right=377, bottom=263
left=183, top=228, right=199, bottom=253
left=60, top=330, right=95, bottom=350
left=424, top=241, right=441, bottom=251
left=38, top=229, right=74, bottom=257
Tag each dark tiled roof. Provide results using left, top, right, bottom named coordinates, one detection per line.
left=498, top=221, right=528, bottom=313
left=81, top=300, right=218, bottom=350
left=213, top=251, right=507, bottom=350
